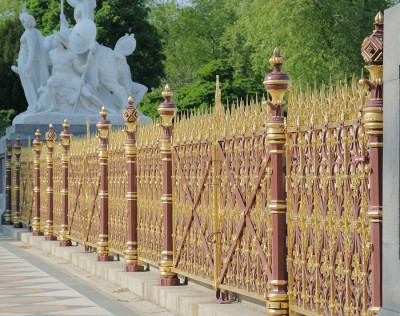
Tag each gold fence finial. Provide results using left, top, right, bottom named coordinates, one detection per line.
left=375, top=11, right=383, bottom=24
left=269, top=47, right=284, bottom=67
left=158, top=84, right=177, bottom=126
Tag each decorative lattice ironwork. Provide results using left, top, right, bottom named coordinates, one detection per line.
left=39, top=154, right=47, bottom=233
left=286, top=121, right=372, bottom=316
left=20, top=146, right=33, bottom=227
left=53, top=143, right=62, bottom=237
left=108, top=130, right=128, bottom=255
left=68, top=136, right=100, bottom=247
left=137, top=123, right=163, bottom=265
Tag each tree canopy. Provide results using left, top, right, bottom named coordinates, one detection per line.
left=0, top=0, right=396, bottom=127
left=139, top=0, right=394, bottom=118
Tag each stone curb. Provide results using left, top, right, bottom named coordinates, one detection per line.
left=1, top=225, right=265, bottom=316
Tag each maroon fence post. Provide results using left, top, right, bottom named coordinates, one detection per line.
left=13, top=136, right=22, bottom=228
left=263, top=48, right=290, bottom=316
left=123, top=97, right=144, bottom=272
left=32, top=129, right=43, bottom=236
left=59, top=119, right=72, bottom=246
left=44, top=124, right=57, bottom=241
left=4, top=139, right=13, bottom=225
left=96, top=107, right=114, bottom=261
left=360, top=12, right=383, bottom=314
left=158, top=85, right=179, bottom=286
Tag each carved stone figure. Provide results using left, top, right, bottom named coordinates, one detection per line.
left=115, top=34, right=148, bottom=107
left=36, top=32, right=84, bottom=113
left=12, top=1, right=149, bottom=125
left=67, top=0, right=96, bottom=23
left=11, top=12, right=49, bottom=111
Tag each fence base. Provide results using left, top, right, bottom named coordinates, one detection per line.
left=32, top=231, right=43, bottom=236
left=159, top=276, right=180, bottom=286
left=59, top=240, right=72, bottom=247
left=125, top=264, right=145, bottom=272
left=97, top=254, right=114, bottom=262
left=44, top=235, right=57, bottom=241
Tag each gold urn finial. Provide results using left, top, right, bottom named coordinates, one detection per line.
left=269, top=47, right=284, bottom=67
left=375, top=11, right=383, bottom=24
left=263, top=48, right=291, bottom=108
left=33, top=129, right=42, bottom=152
left=128, top=96, right=134, bottom=105
left=158, top=84, right=177, bottom=126
left=97, top=106, right=111, bottom=139
left=60, top=119, right=71, bottom=147
left=162, top=84, right=174, bottom=98
left=62, top=119, right=69, bottom=129
left=100, top=106, right=108, bottom=118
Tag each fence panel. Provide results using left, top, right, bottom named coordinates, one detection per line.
left=39, top=153, right=46, bottom=233
left=68, top=136, right=100, bottom=246
left=172, top=139, right=215, bottom=285
left=216, top=132, right=272, bottom=300
left=137, top=123, right=163, bottom=266
left=53, top=143, right=62, bottom=237
left=108, top=131, right=128, bottom=255
left=20, top=147, right=33, bottom=227
left=286, top=82, right=372, bottom=315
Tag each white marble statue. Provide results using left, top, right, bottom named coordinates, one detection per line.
left=12, top=0, right=150, bottom=125
left=11, top=11, right=49, bottom=111
left=36, top=32, right=84, bottom=113
left=67, top=0, right=96, bottom=23
left=115, top=34, right=148, bottom=107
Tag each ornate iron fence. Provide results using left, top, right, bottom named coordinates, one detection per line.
left=9, top=13, right=383, bottom=316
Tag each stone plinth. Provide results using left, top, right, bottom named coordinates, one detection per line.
left=381, top=4, right=400, bottom=315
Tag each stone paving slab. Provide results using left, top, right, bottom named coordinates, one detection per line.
left=1, top=226, right=266, bottom=316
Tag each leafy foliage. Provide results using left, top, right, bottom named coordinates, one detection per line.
left=0, top=14, right=27, bottom=113
left=0, top=109, right=16, bottom=136
left=95, top=0, right=164, bottom=89
left=143, top=0, right=393, bottom=112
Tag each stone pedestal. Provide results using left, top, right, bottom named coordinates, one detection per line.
left=381, top=4, right=400, bottom=315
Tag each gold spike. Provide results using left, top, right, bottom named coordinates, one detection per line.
left=375, top=11, right=383, bottom=24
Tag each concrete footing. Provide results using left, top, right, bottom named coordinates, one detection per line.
left=1, top=225, right=265, bottom=316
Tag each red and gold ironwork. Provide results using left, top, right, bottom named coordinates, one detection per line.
left=122, top=97, right=144, bottom=271
left=13, top=136, right=22, bottom=228
left=11, top=14, right=383, bottom=314
left=44, top=124, right=57, bottom=240
left=172, top=77, right=275, bottom=302
left=52, top=136, right=62, bottom=240
left=158, top=85, right=179, bottom=285
left=68, top=133, right=100, bottom=247
left=137, top=123, right=163, bottom=266
left=5, top=139, right=13, bottom=225
left=108, top=127, right=128, bottom=255
left=32, top=130, right=43, bottom=236
left=96, top=106, right=114, bottom=261
left=263, top=48, right=289, bottom=315
left=360, top=12, right=383, bottom=315
left=20, top=143, right=34, bottom=227
left=59, top=119, right=72, bottom=246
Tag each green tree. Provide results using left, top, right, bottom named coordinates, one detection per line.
left=95, top=0, right=164, bottom=89
left=0, top=109, right=16, bottom=136
left=0, top=13, right=27, bottom=113
left=225, top=0, right=392, bottom=86
left=148, top=0, right=238, bottom=89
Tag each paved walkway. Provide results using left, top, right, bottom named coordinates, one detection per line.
left=0, top=233, right=143, bottom=316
